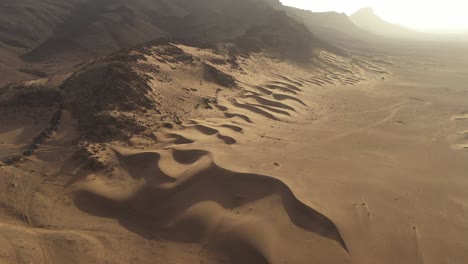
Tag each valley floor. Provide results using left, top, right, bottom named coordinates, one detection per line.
left=174, top=43, right=468, bottom=263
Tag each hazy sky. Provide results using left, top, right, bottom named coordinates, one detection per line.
left=280, top=0, right=468, bottom=31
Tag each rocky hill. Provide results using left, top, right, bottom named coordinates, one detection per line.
left=284, top=6, right=375, bottom=46
left=0, top=0, right=298, bottom=62
left=350, top=7, right=414, bottom=38
left=0, top=0, right=337, bottom=86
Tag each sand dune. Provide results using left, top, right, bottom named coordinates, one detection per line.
left=0, top=37, right=381, bottom=263
left=1, top=0, right=468, bottom=263
left=74, top=145, right=349, bottom=263
left=2, top=38, right=468, bottom=263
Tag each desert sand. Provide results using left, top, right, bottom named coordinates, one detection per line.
left=1, top=39, right=468, bottom=263
left=1, top=1, right=468, bottom=264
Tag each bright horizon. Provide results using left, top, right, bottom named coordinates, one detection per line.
left=280, top=0, right=468, bottom=32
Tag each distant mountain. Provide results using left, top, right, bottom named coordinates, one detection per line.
left=0, top=0, right=80, bottom=49
left=0, top=0, right=339, bottom=86
left=236, top=10, right=332, bottom=62
left=0, top=0, right=315, bottom=62
left=283, top=6, right=375, bottom=49
left=286, top=7, right=367, bottom=38
left=350, top=7, right=414, bottom=38
left=0, top=0, right=79, bottom=84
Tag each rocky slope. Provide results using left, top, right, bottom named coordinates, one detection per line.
left=1, top=0, right=294, bottom=61
left=0, top=0, right=335, bottom=86
left=285, top=6, right=372, bottom=44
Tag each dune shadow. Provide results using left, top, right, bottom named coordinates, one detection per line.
left=74, top=148, right=348, bottom=258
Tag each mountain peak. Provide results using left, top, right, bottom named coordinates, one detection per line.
left=350, top=6, right=414, bottom=38
left=352, top=7, right=376, bottom=16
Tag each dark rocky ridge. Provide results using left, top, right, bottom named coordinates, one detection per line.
left=0, top=0, right=347, bottom=88
left=236, top=10, right=332, bottom=62
left=11, top=0, right=307, bottom=62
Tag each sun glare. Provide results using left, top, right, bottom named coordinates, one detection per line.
left=281, top=0, right=468, bottom=31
